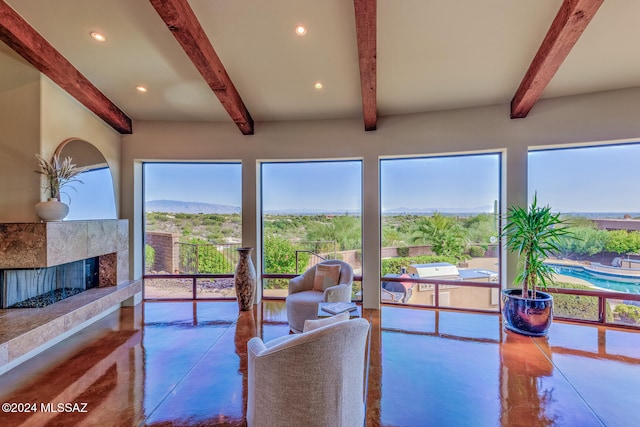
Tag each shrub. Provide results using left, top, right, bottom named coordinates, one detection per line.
left=548, top=282, right=613, bottom=322
left=605, top=230, right=640, bottom=254
left=145, top=244, right=156, bottom=272
left=468, top=246, right=485, bottom=257
left=264, top=236, right=310, bottom=274
left=196, top=245, right=233, bottom=274
left=615, top=304, right=640, bottom=324
left=263, top=277, right=289, bottom=291
left=263, top=236, right=314, bottom=290
left=397, top=247, right=410, bottom=257
left=180, top=238, right=233, bottom=273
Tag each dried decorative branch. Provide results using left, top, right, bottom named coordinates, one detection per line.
left=35, top=153, right=87, bottom=200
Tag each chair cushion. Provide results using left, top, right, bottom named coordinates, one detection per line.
left=286, top=290, right=325, bottom=333
left=303, top=311, right=350, bottom=332
left=312, top=263, right=342, bottom=292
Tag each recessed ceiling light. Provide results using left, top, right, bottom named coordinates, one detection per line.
left=90, top=31, right=107, bottom=42
left=136, top=85, right=148, bottom=93
left=314, top=82, right=323, bottom=90
left=294, top=25, right=307, bottom=36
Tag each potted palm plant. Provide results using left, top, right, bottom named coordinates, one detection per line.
left=34, top=153, right=86, bottom=221
left=501, top=194, right=571, bottom=336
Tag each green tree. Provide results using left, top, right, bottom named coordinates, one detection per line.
left=263, top=236, right=311, bottom=290
left=463, top=213, right=497, bottom=246
left=556, top=227, right=607, bottom=258
left=382, top=225, right=404, bottom=247
left=410, top=213, right=468, bottom=258
left=264, top=236, right=310, bottom=274
left=502, top=195, right=571, bottom=296
left=305, top=215, right=361, bottom=251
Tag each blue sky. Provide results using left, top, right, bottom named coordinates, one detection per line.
left=529, top=144, right=640, bottom=213
left=66, top=168, right=117, bottom=220
left=262, top=161, right=362, bottom=212
left=139, top=143, right=640, bottom=215
left=144, top=163, right=242, bottom=207
left=144, top=156, right=500, bottom=213
left=380, top=154, right=499, bottom=212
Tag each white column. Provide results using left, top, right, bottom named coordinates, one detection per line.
left=504, top=144, right=528, bottom=288
left=243, top=157, right=261, bottom=303
left=362, top=153, right=381, bottom=309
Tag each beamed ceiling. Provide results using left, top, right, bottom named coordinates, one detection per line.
left=2, top=0, right=635, bottom=136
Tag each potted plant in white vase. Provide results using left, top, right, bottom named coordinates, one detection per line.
left=34, top=153, right=86, bottom=221
left=501, top=194, right=572, bottom=336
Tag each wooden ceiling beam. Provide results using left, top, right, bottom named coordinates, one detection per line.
left=0, top=1, right=132, bottom=134
left=510, top=0, right=604, bottom=119
left=150, top=0, right=254, bottom=135
left=354, top=0, right=377, bottom=131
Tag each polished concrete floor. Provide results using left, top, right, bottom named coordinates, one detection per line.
left=0, top=300, right=639, bottom=426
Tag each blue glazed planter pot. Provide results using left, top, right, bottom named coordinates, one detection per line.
left=501, top=289, right=553, bottom=337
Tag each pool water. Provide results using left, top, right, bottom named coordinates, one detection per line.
left=551, top=265, right=640, bottom=294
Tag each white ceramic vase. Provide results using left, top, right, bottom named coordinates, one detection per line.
left=35, top=198, right=69, bottom=222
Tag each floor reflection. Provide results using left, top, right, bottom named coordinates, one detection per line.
left=0, top=301, right=638, bottom=426
left=0, top=306, right=144, bottom=426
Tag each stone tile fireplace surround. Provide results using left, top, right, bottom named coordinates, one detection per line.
left=0, top=220, right=141, bottom=374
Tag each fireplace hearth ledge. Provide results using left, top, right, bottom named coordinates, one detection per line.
left=0, top=279, right=141, bottom=375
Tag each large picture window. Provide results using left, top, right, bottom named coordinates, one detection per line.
left=143, top=162, right=242, bottom=299
left=529, top=143, right=640, bottom=215
left=529, top=143, right=640, bottom=325
left=380, top=153, right=501, bottom=309
left=260, top=160, right=363, bottom=299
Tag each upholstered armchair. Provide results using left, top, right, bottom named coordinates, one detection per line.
left=246, top=315, right=370, bottom=427
left=285, top=259, right=354, bottom=333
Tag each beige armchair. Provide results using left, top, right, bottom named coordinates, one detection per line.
left=285, top=259, right=354, bottom=333
left=246, top=316, right=370, bottom=427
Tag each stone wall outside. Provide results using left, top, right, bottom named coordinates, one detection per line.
left=146, top=231, right=180, bottom=273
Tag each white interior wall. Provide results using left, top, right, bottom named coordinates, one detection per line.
left=0, top=47, right=122, bottom=223
left=122, top=86, right=640, bottom=308
left=0, top=46, right=41, bottom=222
left=40, top=77, right=122, bottom=216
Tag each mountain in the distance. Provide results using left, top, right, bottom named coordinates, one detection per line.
left=383, top=206, right=494, bottom=215
left=146, top=199, right=498, bottom=216
left=146, top=200, right=240, bottom=214
left=264, top=208, right=361, bottom=215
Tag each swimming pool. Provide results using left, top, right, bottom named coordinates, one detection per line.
left=550, top=264, right=640, bottom=294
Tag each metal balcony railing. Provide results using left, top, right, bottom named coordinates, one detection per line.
left=294, top=250, right=326, bottom=273
left=177, top=242, right=240, bottom=274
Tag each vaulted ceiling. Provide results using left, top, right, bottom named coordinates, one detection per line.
left=2, top=0, right=637, bottom=136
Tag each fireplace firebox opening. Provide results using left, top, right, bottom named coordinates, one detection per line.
left=1, top=257, right=99, bottom=308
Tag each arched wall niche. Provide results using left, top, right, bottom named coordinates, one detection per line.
left=54, top=138, right=117, bottom=220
